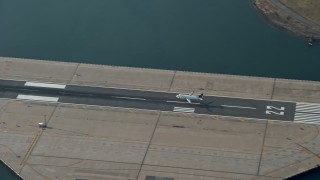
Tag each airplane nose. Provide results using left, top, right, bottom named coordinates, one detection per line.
left=176, top=95, right=180, bottom=98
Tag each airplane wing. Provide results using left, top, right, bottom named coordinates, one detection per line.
left=186, top=99, right=191, bottom=103
left=188, top=91, right=194, bottom=96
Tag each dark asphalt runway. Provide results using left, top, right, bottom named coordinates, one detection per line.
left=0, top=79, right=296, bottom=121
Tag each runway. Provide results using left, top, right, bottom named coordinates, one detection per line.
left=0, top=79, right=296, bottom=121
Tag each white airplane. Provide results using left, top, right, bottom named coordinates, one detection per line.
left=176, top=92, right=204, bottom=103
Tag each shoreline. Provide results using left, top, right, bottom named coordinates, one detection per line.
left=252, top=0, right=320, bottom=43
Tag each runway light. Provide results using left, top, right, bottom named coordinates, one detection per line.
left=38, top=123, right=46, bottom=128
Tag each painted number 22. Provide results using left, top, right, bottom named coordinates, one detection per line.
left=265, top=106, right=285, bottom=116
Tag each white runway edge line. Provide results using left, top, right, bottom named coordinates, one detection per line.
left=25, top=82, right=66, bottom=89
left=173, top=107, right=195, bottom=113
left=17, top=94, right=59, bottom=102
left=294, top=103, right=320, bottom=125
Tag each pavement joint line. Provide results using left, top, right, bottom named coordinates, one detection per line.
left=69, top=63, right=80, bottom=84
left=145, top=148, right=258, bottom=160
left=26, top=163, right=51, bottom=180
left=270, top=78, right=276, bottom=100
left=257, top=120, right=269, bottom=175
left=18, top=102, right=58, bottom=168
left=148, top=144, right=259, bottom=155
left=262, top=143, right=297, bottom=155
left=296, top=143, right=320, bottom=159
left=20, top=130, right=43, bottom=168
left=141, top=163, right=259, bottom=176
left=140, top=168, right=260, bottom=179
left=257, top=155, right=316, bottom=178
left=136, top=111, right=162, bottom=179
left=0, top=100, right=9, bottom=113
left=29, top=154, right=143, bottom=165
left=168, top=70, right=176, bottom=92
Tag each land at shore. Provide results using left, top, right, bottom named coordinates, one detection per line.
left=281, top=0, right=320, bottom=25
left=253, top=0, right=320, bottom=40
left=0, top=57, right=320, bottom=179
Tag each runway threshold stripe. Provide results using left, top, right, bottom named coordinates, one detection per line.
left=17, top=94, right=59, bottom=102
left=294, top=111, right=320, bottom=125
left=294, top=113, right=320, bottom=118
left=295, top=118, right=320, bottom=122
left=25, top=82, right=66, bottom=89
left=296, top=103, right=320, bottom=113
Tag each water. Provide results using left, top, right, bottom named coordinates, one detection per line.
left=0, top=0, right=319, bottom=81
left=0, top=1, right=319, bottom=178
left=0, top=161, right=22, bottom=180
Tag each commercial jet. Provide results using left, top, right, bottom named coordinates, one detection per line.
left=176, top=92, right=203, bottom=103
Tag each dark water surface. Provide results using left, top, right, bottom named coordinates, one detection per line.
left=0, top=0, right=319, bottom=81
left=0, top=1, right=320, bottom=178
left=0, top=161, right=22, bottom=180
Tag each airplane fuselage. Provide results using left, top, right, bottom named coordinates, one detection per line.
left=176, top=93, right=203, bottom=103
left=176, top=94, right=202, bottom=100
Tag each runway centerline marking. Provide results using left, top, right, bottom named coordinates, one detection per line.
left=4, top=88, right=38, bottom=92
left=112, top=96, right=146, bottom=100
left=64, top=92, right=93, bottom=96
left=166, top=100, right=201, bottom=105
left=221, top=105, right=256, bottom=109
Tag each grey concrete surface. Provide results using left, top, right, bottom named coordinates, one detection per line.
left=0, top=57, right=320, bottom=179
left=0, top=80, right=297, bottom=121
left=1, top=57, right=320, bottom=103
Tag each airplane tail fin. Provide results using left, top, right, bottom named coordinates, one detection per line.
left=198, top=93, right=204, bottom=98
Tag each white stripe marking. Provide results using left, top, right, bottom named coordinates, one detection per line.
left=294, top=113, right=320, bottom=118
left=221, top=105, right=256, bottom=109
left=25, top=82, right=66, bottom=89
left=296, top=103, right=320, bottom=113
left=173, top=107, right=195, bottom=113
left=295, top=115, right=320, bottom=121
left=267, top=106, right=285, bottom=111
left=113, top=96, right=146, bottom=100
left=266, top=110, right=284, bottom=115
left=294, top=111, right=320, bottom=125
left=166, top=101, right=201, bottom=105
left=17, top=94, right=59, bottom=102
